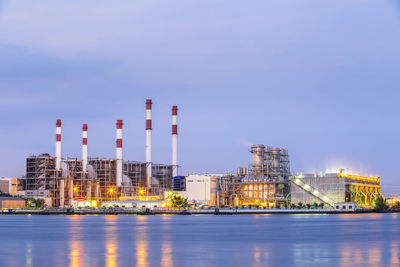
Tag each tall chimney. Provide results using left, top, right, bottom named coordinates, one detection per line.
left=116, top=120, right=123, bottom=187
left=56, top=119, right=62, bottom=170
left=172, top=106, right=178, bottom=177
left=82, top=124, right=88, bottom=172
left=146, top=99, right=152, bottom=188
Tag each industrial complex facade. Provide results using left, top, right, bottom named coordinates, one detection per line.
left=0, top=99, right=384, bottom=210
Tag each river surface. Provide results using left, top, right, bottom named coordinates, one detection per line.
left=0, top=213, right=399, bottom=267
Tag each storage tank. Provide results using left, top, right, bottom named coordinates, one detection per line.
left=236, top=167, right=247, bottom=176
left=210, top=177, right=218, bottom=206
left=271, top=148, right=281, bottom=172
left=251, top=145, right=265, bottom=178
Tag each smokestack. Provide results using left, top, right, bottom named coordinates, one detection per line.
left=56, top=119, right=62, bottom=170
left=172, top=106, right=178, bottom=177
left=146, top=99, right=152, bottom=188
left=116, top=120, right=123, bottom=187
left=82, top=124, right=88, bottom=172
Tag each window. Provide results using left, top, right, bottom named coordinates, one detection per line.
left=342, top=206, right=346, bottom=209
left=336, top=206, right=339, bottom=209
left=349, top=206, right=352, bottom=209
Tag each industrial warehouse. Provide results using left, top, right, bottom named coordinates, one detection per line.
left=0, top=99, right=384, bottom=211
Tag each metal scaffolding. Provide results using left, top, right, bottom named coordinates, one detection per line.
left=23, top=154, right=174, bottom=207
left=234, top=145, right=291, bottom=207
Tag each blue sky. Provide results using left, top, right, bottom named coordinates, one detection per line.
left=1, top=0, right=400, bottom=193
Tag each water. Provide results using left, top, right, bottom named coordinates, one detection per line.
left=0, top=213, right=399, bottom=267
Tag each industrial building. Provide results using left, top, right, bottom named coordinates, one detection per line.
left=227, top=145, right=291, bottom=208
left=173, top=144, right=292, bottom=208
left=0, top=197, right=25, bottom=209
left=0, top=178, right=22, bottom=196
left=15, top=96, right=386, bottom=210
left=290, top=171, right=383, bottom=208
left=20, top=100, right=180, bottom=207
left=175, top=175, right=219, bottom=206
left=101, top=200, right=163, bottom=209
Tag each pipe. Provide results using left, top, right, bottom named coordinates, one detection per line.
left=116, top=120, right=123, bottom=187
left=87, top=181, right=92, bottom=199
left=172, top=106, right=178, bottom=177
left=82, top=124, right=88, bottom=172
left=59, top=179, right=65, bottom=208
left=146, top=99, right=152, bottom=188
left=56, top=119, right=62, bottom=170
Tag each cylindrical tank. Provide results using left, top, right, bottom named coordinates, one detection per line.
left=251, top=145, right=265, bottom=178
left=236, top=167, right=247, bottom=176
left=210, top=177, right=218, bottom=206
left=271, top=148, right=281, bottom=171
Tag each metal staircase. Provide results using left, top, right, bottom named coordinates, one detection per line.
left=292, top=178, right=335, bottom=208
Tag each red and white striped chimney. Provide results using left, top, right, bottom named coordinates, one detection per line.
left=116, top=120, right=123, bottom=187
left=146, top=99, right=152, bottom=188
left=82, top=124, right=88, bottom=172
left=172, top=106, right=178, bottom=177
left=56, top=119, right=62, bottom=170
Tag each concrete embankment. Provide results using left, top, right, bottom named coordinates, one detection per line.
left=0, top=208, right=379, bottom=215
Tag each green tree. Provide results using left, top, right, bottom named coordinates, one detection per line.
left=297, top=202, right=303, bottom=209
left=306, top=204, right=311, bottom=209
left=391, top=201, right=400, bottom=209
left=374, top=196, right=389, bottom=211
left=169, top=195, right=188, bottom=207
left=25, top=198, right=35, bottom=207
left=312, top=202, right=317, bottom=209
left=25, top=198, right=45, bottom=208
left=35, top=198, right=45, bottom=208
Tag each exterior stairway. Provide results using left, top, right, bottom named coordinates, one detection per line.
left=292, top=178, right=335, bottom=208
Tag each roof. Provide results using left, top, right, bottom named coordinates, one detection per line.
left=0, top=197, right=24, bottom=201
left=103, top=200, right=163, bottom=204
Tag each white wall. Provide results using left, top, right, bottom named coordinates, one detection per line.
left=179, top=175, right=212, bottom=202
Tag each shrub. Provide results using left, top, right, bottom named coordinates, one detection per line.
left=374, top=196, right=389, bottom=211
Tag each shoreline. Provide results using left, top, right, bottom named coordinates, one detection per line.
left=1, top=208, right=398, bottom=215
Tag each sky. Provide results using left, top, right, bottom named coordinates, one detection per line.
left=0, top=0, right=400, bottom=193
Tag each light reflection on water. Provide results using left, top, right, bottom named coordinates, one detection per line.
left=1, top=213, right=399, bottom=267
left=252, top=246, right=261, bottom=267
left=105, top=215, right=118, bottom=267
left=26, top=242, right=32, bottom=267
left=69, top=215, right=84, bottom=267
left=136, top=216, right=148, bottom=267
left=391, top=240, right=399, bottom=266
left=161, top=215, right=173, bottom=267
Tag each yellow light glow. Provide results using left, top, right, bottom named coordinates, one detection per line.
left=73, top=187, right=78, bottom=192
left=139, top=189, right=145, bottom=195
left=338, top=173, right=380, bottom=183
left=109, top=188, right=114, bottom=193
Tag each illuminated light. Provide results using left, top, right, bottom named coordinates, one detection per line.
left=139, top=189, right=145, bottom=195
left=73, top=187, right=78, bottom=192
left=109, top=188, right=114, bottom=194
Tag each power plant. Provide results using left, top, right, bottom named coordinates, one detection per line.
left=22, top=100, right=177, bottom=207
left=5, top=98, right=384, bottom=210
